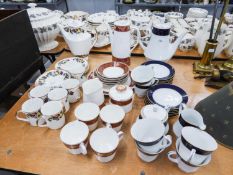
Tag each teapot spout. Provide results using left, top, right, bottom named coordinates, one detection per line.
left=170, top=32, right=187, bottom=53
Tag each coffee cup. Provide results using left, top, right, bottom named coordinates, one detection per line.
left=29, top=85, right=50, bottom=102
left=90, top=128, right=124, bottom=163
left=75, top=102, right=100, bottom=131
left=173, top=104, right=206, bottom=137
left=131, top=118, right=172, bottom=153
left=60, top=120, right=89, bottom=155
left=134, top=78, right=158, bottom=98
left=16, top=98, right=44, bottom=126
left=48, top=88, right=70, bottom=112
left=131, top=65, right=155, bottom=85
left=38, top=101, right=65, bottom=129
left=100, top=104, right=125, bottom=132
left=63, top=79, right=81, bottom=103
left=178, top=126, right=217, bottom=165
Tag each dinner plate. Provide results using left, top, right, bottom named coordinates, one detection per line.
left=142, top=61, right=175, bottom=80
left=147, top=84, right=188, bottom=108
left=35, top=70, right=71, bottom=89
left=55, top=57, right=89, bottom=74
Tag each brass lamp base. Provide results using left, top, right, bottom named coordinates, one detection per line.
left=218, top=57, right=233, bottom=72
left=193, top=61, right=214, bottom=74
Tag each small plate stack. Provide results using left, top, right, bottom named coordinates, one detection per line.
left=88, top=62, right=131, bottom=95
left=87, top=12, right=119, bottom=27
left=144, top=84, right=188, bottom=117
left=142, top=61, right=175, bottom=84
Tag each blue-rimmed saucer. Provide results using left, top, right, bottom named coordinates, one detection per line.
left=147, top=84, right=188, bottom=109
left=142, top=61, right=175, bottom=81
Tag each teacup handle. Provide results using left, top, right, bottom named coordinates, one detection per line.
left=167, top=151, right=178, bottom=164
left=151, top=77, right=159, bottom=86
left=91, top=29, right=98, bottom=48
left=80, top=142, right=87, bottom=155
left=117, top=131, right=124, bottom=141
left=38, top=116, right=48, bottom=128
left=161, top=135, right=172, bottom=150
left=178, top=103, right=187, bottom=116
left=130, top=26, right=140, bottom=52
left=187, top=149, right=196, bottom=163
left=106, top=123, right=112, bottom=128
left=16, top=110, right=29, bottom=123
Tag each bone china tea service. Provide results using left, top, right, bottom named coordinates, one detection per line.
left=109, top=84, right=134, bottom=113
left=100, top=104, right=125, bottom=132
left=62, top=79, right=81, bottom=103
left=38, top=101, right=65, bottom=130
left=173, top=105, right=206, bottom=137
left=60, top=120, right=89, bottom=155
left=29, top=85, right=50, bottom=102
left=16, top=98, right=44, bottom=126
left=75, top=103, right=100, bottom=131
left=90, top=128, right=124, bottom=163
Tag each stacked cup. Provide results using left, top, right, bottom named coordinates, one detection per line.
left=168, top=126, right=218, bottom=173
left=131, top=65, right=158, bottom=98
left=131, top=118, right=172, bottom=162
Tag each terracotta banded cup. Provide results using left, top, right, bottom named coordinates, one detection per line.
left=100, top=104, right=125, bottom=132
left=90, top=127, right=124, bottom=163
left=75, top=103, right=100, bottom=131
left=38, top=101, right=65, bottom=130
left=16, top=98, right=44, bottom=126
left=60, top=120, right=89, bottom=155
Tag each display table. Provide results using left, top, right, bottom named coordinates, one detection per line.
left=0, top=52, right=232, bottom=175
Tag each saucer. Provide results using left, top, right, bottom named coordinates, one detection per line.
left=55, top=57, right=89, bottom=74
left=35, top=70, right=71, bottom=89
left=94, top=35, right=110, bottom=48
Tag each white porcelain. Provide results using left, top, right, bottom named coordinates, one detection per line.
left=60, top=120, right=89, bottom=155
left=90, top=128, right=124, bottom=163
left=63, top=79, right=80, bottom=103
left=178, top=127, right=217, bottom=165
left=186, top=8, right=208, bottom=18
left=131, top=65, right=154, bottom=84
left=225, top=25, right=233, bottom=56
left=60, top=26, right=97, bottom=57
left=48, top=88, right=70, bottom=112
left=103, top=67, right=124, bottom=78
left=16, top=98, right=44, bottom=126
left=139, top=23, right=186, bottom=62
left=108, top=20, right=139, bottom=63
left=27, top=3, right=63, bottom=51
left=39, top=101, right=65, bottom=129
left=109, top=85, right=134, bottom=113
left=29, top=85, right=50, bottom=102
left=74, top=103, right=100, bottom=131
left=224, top=13, right=233, bottom=25
left=140, top=104, right=169, bottom=134
left=82, top=78, right=104, bottom=106
left=100, top=104, right=125, bottom=132
left=137, top=148, right=159, bottom=162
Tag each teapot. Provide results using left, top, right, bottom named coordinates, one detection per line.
left=139, top=23, right=186, bottom=62
left=195, top=22, right=233, bottom=58
left=60, top=25, right=97, bottom=58
left=107, top=20, right=139, bottom=65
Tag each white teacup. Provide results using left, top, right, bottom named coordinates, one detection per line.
left=134, top=78, right=158, bottom=98
left=48, top=88, right=70, bottom=112
left=178, top=127, right=217, bottom=165
left=131, top=118, right=172, bottom=153
left=100, top=104, right=125, bottom=132
left=60, top=120, right=89, bottom=155
left=16, top=98, right=44, bottom=126
left=29, top=85, right=50, bottom=102
left=39, top=101, right=65, bottom=130
left=68, top=65, right=86, bottom=80
left=63, top=79, right=81, bottom=103
left=75, top=103, right=100, bottom=131
left=131, top=65, right=155, bottom=85
left=90, top=128, right=124, bottom=163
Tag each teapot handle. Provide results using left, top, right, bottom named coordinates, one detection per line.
left=130, top=27, right=140, bottom=52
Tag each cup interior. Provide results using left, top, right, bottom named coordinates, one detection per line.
left=75, top=102, right=100, bottom=121
left=131, top=65, right=154, bottom=83
left=41, top=101, right=63, bottom=116
left=90, top=128, right=119, bottom=153
left=22, top=98, right=44, bottom=113
left=181, top=109, right=203, bottom=126
left=30, top=85, right=50, bottom=98
left=48, top=88, right=67, bottom=100
left=100, top=104, right=125, bottom=123
left=131, top=118, right=165, bottom=143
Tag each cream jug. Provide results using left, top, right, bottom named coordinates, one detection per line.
left=108, top=20, right=139, bottom=65
left=139, top=23, right=186, bottom=62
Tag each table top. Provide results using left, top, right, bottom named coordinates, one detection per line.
left=0, top=52, right=232, bottom=175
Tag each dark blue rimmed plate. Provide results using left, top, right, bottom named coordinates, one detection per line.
left=142, top=61, right=175, bottom=81
left=147, top=84, right=188, bottom=108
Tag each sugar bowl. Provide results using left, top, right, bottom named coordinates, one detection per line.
left=109, top=85, right=134, bottom=113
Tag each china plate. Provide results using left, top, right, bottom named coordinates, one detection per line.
left=87, top=12, right=118, bottom=24
left=142, top=61, right=175, bottom=80
left=147, top=84, right=188, bottom=108
left=35, top=69, right=71, bottom=89
left=55, top=57, right=89, bottom=74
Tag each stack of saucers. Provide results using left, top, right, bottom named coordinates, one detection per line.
left=141, top=61, right=175, bottom=84
left=93, top=62, right=130, bottom=95
left=145, top=84, right=188, bottom=117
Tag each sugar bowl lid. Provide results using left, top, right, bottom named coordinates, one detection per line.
left=27, top=3, right=53, bottom=21
left=109, top=85, right=133, bottom=102
left=141, top=104, right=168, bottom=122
